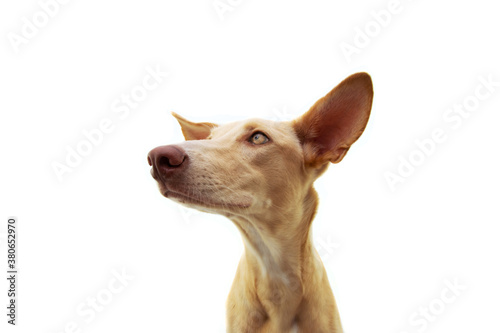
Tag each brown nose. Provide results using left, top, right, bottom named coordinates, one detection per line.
left=148, top=145, right=188, bottom=176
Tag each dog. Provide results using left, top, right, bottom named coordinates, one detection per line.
left=148, top=72, right=373, bottom=332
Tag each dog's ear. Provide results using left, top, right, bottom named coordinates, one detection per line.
left=292, top=72, right=373, bottom=166
left=171, top=112, right=218, bottom=140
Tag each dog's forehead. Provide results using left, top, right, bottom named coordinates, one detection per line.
left=212, top=118, right=296, bottom=140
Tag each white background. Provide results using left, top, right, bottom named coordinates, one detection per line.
left=1, top=0, right=499, bottom=332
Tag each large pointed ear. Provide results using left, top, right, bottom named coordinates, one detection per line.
left=292, top=72, right=373, bottom=166
left=171, top=112, right=218, bottom=140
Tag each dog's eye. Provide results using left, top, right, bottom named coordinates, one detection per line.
left=249, top=132, right=270, bottom=145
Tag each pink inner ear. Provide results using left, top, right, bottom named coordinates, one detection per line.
left=317, top=88, right=370, bottom=151
left=294, top=73, right=373, bottom=164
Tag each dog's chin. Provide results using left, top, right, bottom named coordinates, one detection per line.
left=156, top=181, right=252, bottom=212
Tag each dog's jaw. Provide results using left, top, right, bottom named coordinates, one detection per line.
left=155, top=180, right=253, bottom=212
left=163, top=188, right=252, bottom=210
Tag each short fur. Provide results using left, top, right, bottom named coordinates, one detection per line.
left=148, top=72, right=373, bottom=332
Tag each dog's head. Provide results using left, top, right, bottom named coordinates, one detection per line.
left=148, top=73, right=373, bottom=218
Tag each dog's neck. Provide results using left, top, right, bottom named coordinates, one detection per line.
left=228, top=188, right=321, bottom=324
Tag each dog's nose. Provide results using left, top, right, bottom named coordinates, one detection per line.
left=148, top=145, right=188, bottom=175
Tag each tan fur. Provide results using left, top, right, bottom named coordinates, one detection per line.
left=148, top=72, right=373, bottom=332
